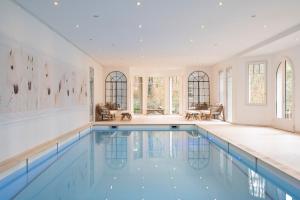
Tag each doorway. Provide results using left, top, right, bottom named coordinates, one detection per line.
left=226, top=67, right=232, bottom=122
left=89, top=67, right=94, bottom=121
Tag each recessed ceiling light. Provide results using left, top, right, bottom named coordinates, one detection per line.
left=296, top=38, right=299, bottom=41
left=137, top=1, right=141, bottom=6
left=138, top=24, right=143, bottom=29
left=139, top=38, right=143, bottom=43
left=189, top=39, right=194, bottom=43
left=263, top=25, right=268, bottom=29
left=218, top=1, right=223, bottom=6
left=75, top=24, right=80, bottom=28
left=53, top=0, right=59, bottom=6
left=201, top=25, right=205, bottom=29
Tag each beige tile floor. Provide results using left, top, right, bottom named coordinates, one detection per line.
left=95, top=115, right=300, bottom=181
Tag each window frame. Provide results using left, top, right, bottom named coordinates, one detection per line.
left=226, top=67, right=233, bottom=122
left=218, top=70, right=225, bottom=104
left=187, top=71, right=210, bottom=110
left=133, top=76, right=143, bottom=114
left=276, top=59, right=294, bottom=120
left=246, top=61, right=268, bottom=106
left=105, top=71, right=127, bottom=110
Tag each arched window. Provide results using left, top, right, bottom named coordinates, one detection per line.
left=105, top=133, right=128, bottom=169
left=105, top=71, right=127, bottom=110
left=187, top=133, right=210, bottom=170
left=188, top=71, right=210, bottom=110
left=276, top=60, right=293, bottom=119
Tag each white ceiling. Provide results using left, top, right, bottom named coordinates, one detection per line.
left=14, top=0, right=300, bottom=68
left=243, top=29, right=300, bottom=57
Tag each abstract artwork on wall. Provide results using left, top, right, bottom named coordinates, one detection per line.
left=0, top=35, right=88, bottom=116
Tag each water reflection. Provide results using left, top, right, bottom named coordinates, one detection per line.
left=95, top=131, right=115, bottom=144
left=187, top=134, right=210, bottom=170
left=148, top=131, right=164, bottom=158
left=219, top=149, right=233, bottom=182
left=104, top=131, right=130, bottom=169
left=132, top=131, right=143, bottom=160
left=89, top=133, right=95, bottom=187
left=248, top=169, right=266, bottom=198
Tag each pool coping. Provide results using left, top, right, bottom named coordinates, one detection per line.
left=194, top=124, right=300, bottom=183
left=0, top=123, right=92, bottom=176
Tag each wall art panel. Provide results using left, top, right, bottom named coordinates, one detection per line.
left=0, top=34, right=88, bottom=117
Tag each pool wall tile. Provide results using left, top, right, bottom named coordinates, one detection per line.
left=257, top=159, right=300, bottom=199
left=206, top=133, right=228, bottom=152
left=228, top=144, right=256, bottom=170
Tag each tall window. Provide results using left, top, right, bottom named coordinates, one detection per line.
left=89, top=67, right=94, bottom=121
left=226, top=68, right=232, bottom=122
left=188, top=71, right=210, bottom=110
left=170, top=76, right=180, bottom=114
left=276, top=60, right=293, bottom=119
left=219, top=71, right=225, bottom=104
left=105, top=71, right=127, bottom=110
left=248, top=62, right=267, bottom=105
left=133, top=77, right=143, bottom=114
left=147, top=77, right=165, bottom=111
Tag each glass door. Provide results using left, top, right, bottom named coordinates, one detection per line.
left=89, top=67, right=94, bottom=121
left=170, top=76, right=180, bottom=114
left=133, top=77, right=143, bottom=114
left=219, top=71, right=225, bottom=105
left=147, top=77, right=165, bottom=115
left=226, top=68, right=232, bottom=122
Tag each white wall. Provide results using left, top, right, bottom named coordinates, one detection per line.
left=211, top=45, right=300, bottom=133
left=94, top=67, right=105, bottom=107
left=0, top=0, right=104, bottom=162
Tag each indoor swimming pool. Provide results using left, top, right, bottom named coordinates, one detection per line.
left=0, top=125, right=299, bottom=200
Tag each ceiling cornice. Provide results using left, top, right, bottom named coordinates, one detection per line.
left=212, top=23, right=300, bottom=66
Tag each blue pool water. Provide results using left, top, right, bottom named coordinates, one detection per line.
left=1, top=126, right=300, bottom=200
